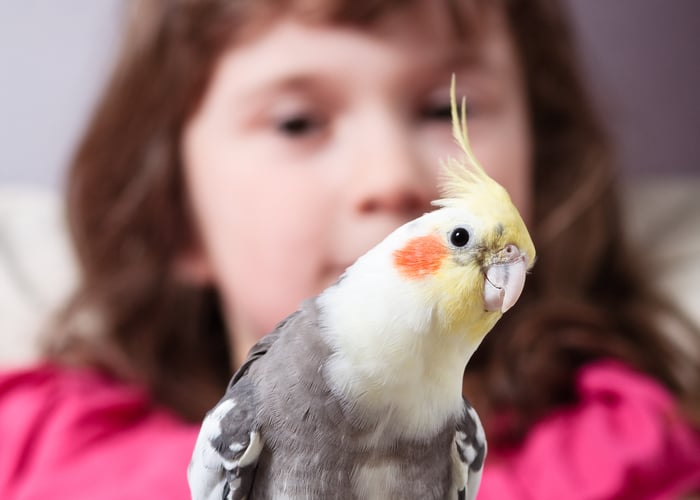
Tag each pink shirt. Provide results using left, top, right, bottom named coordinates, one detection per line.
left=481, top=361, right=700, bottom=500
left=1, top=361, right=698, bottom=499
left=0, top=364, right=198, bottom=500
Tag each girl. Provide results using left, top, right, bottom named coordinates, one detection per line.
left=1, top=0, right=699, bottom=498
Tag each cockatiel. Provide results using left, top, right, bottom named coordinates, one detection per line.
left=188, top=78, right=536, bottom=500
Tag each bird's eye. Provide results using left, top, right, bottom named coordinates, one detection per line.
left=450, top=227, right=470, bottom=247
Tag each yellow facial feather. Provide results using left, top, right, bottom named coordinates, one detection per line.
left=419, top=75, right=536, bottom=340
left=433, top=76, right=513, bottom=214
left=436, top=266, right=502, bottom=341
left=432, top=75, right=536, bottom=265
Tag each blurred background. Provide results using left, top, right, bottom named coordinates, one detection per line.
left=0, top=0, right=698, bottom=187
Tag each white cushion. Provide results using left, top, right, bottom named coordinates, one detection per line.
left=0, top=187, right=76, bottom=367
left=622, top=178, right=700, bottom=328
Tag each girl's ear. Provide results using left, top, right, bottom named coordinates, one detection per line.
left=174, top=246, right=215, bottom=285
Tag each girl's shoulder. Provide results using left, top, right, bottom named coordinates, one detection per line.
left=0, top=362, right=199, bottom=500
left=481, top=360, right=700, bottom=500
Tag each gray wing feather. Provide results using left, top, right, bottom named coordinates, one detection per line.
left=188, top=314, right=293, bottom=500
left=454, top=399, right=487, bottom=500
left=188, top=377, right=260, bottom=500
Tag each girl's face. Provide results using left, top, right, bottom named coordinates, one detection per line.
left=183, top=2, right=532, bottom=365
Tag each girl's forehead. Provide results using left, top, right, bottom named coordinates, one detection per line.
left=212, top=2, right=511, bottom=82
left=221, top=0, right=502, bottom=50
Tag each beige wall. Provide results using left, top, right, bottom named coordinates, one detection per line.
left=564, top=0, right=700, bottom=177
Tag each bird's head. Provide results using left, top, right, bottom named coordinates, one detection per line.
left=390, top=77, right=535, bottom=342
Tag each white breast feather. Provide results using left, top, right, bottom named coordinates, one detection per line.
left=318, top=221, right=476, bottom=441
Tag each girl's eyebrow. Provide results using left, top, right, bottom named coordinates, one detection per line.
left=234, top=74, right=340, bottom=109
left=229, top=74, right=343, bottom=125
left=447, top=47, right=512, bottom=80
left=403, top=43, right=508, bottom=84
left=232, top=42, right=505, bottom=112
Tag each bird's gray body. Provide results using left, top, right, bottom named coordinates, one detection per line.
left=189, top=299, right=486, bottom=500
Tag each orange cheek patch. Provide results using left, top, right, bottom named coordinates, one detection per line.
left=393, top=234, right=448, bottom=279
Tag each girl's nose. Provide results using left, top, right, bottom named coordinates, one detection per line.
left=348, top=113, right=438, bottom=218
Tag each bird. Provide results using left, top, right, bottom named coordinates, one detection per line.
left=188, top=77, right=536, bottom=500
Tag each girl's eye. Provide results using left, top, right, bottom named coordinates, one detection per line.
left=421, top=96, right=474, bottom=123
left=276, top=114, right=322, bottom=137
left=421, top=102, right=453, bottom=122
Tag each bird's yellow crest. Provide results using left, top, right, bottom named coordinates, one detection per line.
left=432, top=76, right=513, bottom=212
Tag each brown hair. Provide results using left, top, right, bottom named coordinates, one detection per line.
left=49, top=0, right=700, bottom=436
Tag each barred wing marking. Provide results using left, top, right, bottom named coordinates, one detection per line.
left=453, top=400, right=487, bottom=500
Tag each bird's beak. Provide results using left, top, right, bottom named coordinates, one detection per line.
left=483, top=245, right=528, bottom=313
